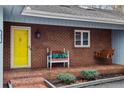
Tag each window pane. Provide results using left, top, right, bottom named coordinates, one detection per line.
left=83, top=32, right=88, bottom=39
left=76, top=41, right=81, bottom=45
left=75, top=32, right=81, bottom=45
left=83, top=41, right=88, bottom=45
left=83, top=32, right=88, bottom=45
left=76, top=32, right=81, bottom=40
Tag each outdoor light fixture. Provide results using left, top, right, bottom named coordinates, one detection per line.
left=35, top=29, right=41, bottom=39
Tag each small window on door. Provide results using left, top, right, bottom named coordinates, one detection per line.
left=74, top=30, right=90, bottom=48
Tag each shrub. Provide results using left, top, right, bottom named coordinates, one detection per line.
left=80, top=70, right=100, bottom=80
left=57, top=73, right=76, bottom=84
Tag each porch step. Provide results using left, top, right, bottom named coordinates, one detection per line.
left=9, top=77, right=47, bottom=88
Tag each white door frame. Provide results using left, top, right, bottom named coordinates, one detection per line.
left=10, top=26, right=31, bottom=69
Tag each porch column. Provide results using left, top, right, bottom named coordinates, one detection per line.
left=0, top=7, right=3, bottom=88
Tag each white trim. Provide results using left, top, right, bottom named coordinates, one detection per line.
left=21, top=6, right=124, bottom=25
left=74, top=30, right=90, bottom=48
left=10, top=26, right=31, bottom=69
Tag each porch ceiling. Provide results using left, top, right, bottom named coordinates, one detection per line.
left=3, top=5, right=24, bottom=18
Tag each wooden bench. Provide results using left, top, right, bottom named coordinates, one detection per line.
left=47, top=48, right=70, bottom=69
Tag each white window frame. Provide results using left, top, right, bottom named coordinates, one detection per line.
left=74, top=30, right=90, bottom=48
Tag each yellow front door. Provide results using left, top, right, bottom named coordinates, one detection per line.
left=12, top=27, right=30, bottom=68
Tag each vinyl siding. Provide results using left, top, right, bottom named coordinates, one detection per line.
left=112, top=30, right=124, bottom=65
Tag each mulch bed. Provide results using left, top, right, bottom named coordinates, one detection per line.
left=47, top=73, right=124, bottom=87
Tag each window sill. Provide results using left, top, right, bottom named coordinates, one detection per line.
left=74, top=46, right=90, bottom=48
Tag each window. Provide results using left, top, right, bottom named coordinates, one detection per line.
left=74, top=30, right=90, bottom=48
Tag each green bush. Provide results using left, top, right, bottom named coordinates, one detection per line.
left=57, top=73, right=76, bottom=84
left=80, top=70, right=100, bottom=80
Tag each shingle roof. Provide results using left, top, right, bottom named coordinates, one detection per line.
left=22, top=5, right=124, bottom=25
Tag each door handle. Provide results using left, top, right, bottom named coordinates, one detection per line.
left=28, top=46, right=32, bottom=51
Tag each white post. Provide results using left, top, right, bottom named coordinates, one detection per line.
left=47, top=48, right=49, bottom=68
left=50, top=62, right=52, bottom=69
left=63, top=48, right=66, bottom=67
left=67, top=51, right=70, bottom=68
left=63, top=62, right=66, bottom=67
left=47, top=48, right=49, bottom=53
left=64, top=48, right=65, bottom=53
left=50, top=50, right=52, bottom=69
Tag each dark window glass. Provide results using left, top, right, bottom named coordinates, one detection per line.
left=76, top=41, right=81, bottom=45
left=75, top=32, right=81, bottom=45
left=76, top=32, right=81, bottom=40
left=83, top=32, right=88, bottom=45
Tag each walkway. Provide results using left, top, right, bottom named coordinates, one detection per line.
left=85, top=80, right=124, bottom=88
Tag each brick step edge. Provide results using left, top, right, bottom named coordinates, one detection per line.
left=8, top=81, right=47, bottom=88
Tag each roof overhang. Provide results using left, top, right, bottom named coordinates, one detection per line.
left=21, top=6, right=124, bottom=25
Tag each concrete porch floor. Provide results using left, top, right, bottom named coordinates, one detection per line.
left=4, top=64, right=124, bottom=88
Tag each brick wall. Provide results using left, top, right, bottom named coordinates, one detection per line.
left=3, top=22, right=112, bottom=70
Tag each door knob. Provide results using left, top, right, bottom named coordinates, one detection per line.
left=28, top=46, right=32, bottom=51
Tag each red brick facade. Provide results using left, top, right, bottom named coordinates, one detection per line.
left=3, top=22, right=112, bottom=70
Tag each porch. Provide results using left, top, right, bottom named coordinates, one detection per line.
left=4, top=64, right=124, bottom=88
left=1, top=5, right=124, bottom=88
